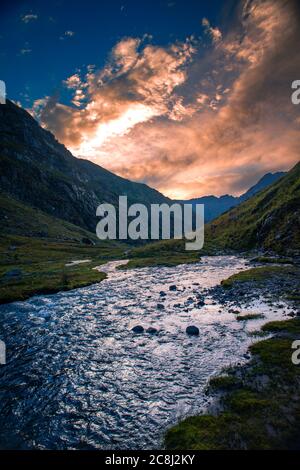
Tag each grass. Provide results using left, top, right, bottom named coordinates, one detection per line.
left=209, top=375, right=241, bottom=391
left=120, top=253, right=200, bottom=269
left=220, top=265, right=298, bottom=288
left=0, top=192, right=128, bottom=304
left=122, top=239, right=201, bottom=269
left=0, top=234, right=125, bottom=304
left=165, top=318, right=300, bottom=450
left=262, top=319, right=300, bottom=335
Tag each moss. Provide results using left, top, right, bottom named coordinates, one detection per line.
left=236, top=313, right=265, bottom=321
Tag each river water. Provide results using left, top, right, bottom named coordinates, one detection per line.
left=0, top=256, right=287, bottom=449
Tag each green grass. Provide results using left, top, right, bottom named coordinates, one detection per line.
left=121, top=253, right=200, bottom=269
left=209, top=375, right=241, bottom=391
left=0, top=234, right=125, bottom=303
left=220, top=265, right=298, bottom=288
left=0, top=192, right=128, bottom=303
left=262, top=319, right=300, bottom=335
left=165, top=318, right=300, bottom=450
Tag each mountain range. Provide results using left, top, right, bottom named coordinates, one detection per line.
left=0, top=100, right=289, bottom=241
left=181, top=172, right=286, bottom=222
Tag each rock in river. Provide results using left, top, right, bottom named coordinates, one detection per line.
left=132, top=325, right=144, bottom=334
left=146, top=327, right=158, bottom=335
left=186, top=325, right=200, bottom=336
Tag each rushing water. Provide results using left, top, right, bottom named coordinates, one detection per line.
left=0, top=256, right=288, bottom=450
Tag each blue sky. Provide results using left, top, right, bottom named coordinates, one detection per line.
left=0, top=0, right=231, bottom=106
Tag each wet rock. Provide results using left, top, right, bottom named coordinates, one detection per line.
left=186, top=325, right=199, bottom=336
left=132, top=325, right=144, bottom=334
left=159, top=291, right=166, bottom=297
left=173, top=303, right=182, bottom=308
left=157, top=303, right=165, bottom=310
left=147, top=327, right=158, bottom=335
left=169, top=285, right=177, bottom=291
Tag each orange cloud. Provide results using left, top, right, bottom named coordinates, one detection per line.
left=32, top=0, right=300, bottom=199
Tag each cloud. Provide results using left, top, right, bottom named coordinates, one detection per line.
left=21, top=14, right=38, bottom=23
left=32, top=0, right=300, bottom=199
left=20, top=47, right=32, bottom=55
left=60, top=30, right=75, bottom=40
left=202, top=18, right=222, bottom=44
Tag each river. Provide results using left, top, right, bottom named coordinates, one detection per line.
left=0, top=256, right=287, bottom=449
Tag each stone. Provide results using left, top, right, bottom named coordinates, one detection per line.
left=132, top=325, right=144, bottom=334
left=146, top=327, right=158, bottom=334
left=186, top=325, right=199, bottom=336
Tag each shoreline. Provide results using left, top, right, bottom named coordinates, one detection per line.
left=164, top=263, right=300, bottom=450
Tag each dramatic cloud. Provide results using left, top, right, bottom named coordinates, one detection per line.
left=32, top=0, right=300, bottom=199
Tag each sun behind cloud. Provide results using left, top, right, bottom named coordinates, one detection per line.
left=32, top=0, right=300, bottom=199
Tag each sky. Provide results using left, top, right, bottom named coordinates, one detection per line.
left=1, top=0, right=300, bottom=199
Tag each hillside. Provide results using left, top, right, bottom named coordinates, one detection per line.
left=205, top=161, right=300, bottom=254
left=0, top=100, right=170, bottom=234
left=126, top=161, right=300, bottom=266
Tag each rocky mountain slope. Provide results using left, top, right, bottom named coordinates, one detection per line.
left=0, top=100, right=170, bottom=234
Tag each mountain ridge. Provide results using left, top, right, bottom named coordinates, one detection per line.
left=181, top=172, right=286, bottom=222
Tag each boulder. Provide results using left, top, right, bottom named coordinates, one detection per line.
left=186, top=325, right=199, bottom=336
left=132, top=325, right=144, bottom=334
left=146, top=327, right=158, bottom=335
left=157, top=303, right=165, bottom=310
left=169, top=285, right=177, bottom=291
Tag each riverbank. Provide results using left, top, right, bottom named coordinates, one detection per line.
left=0, top=234, right=125, bottom=304
left=165, top=264, right=300, bottom=450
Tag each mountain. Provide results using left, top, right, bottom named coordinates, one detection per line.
left=0, top=100, right=170, bottom=235
left=205, top=162, right=300, bottom=254
left=240, top=172, right=286, bottom=201
left=128, top=161, right=300, bottom=265
left=183, top=172, right=286, bottom=222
